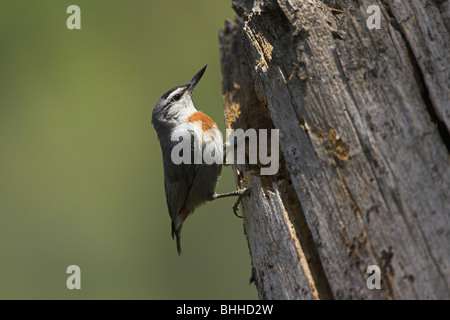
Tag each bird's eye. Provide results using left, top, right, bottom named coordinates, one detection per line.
left=173, top=94, right=181, bottom=101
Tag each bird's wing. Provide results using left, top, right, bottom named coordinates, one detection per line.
left=164, top=166, right=196, bottom=222
left=162, top=129, right=199, bottom=224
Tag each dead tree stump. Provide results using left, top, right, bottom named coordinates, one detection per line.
left=219, top=0, right=449, bottom=299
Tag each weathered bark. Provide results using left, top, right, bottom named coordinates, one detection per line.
left=219, top=0, right=449, bottom=300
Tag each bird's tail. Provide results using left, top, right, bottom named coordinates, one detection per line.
left=171, top=209, right=190, bottom=255
left=171, top=221, right=183, bottom=255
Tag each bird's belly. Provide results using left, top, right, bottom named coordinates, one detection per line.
left=184, top=163, right=222, bottom=212
left=177, top=123, right=224, bottom=213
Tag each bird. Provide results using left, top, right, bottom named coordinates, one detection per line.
left=151, top=65, right=250, bottom=254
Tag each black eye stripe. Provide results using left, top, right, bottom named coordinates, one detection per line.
left=161, top=87, right=177, bottom=100
left=174, top=87, right=188, bottom=99
left=160, top=85, right=188, bottom=101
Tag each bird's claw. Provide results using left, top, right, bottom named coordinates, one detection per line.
left=232, top=187, right=251, bottom=219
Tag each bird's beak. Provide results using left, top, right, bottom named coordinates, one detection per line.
left=187, top=65, right=207, bottom=94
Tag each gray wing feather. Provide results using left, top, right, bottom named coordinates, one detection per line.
left=161, top=130, right=198, bottom=223
left=164, top=166, right=196, bottom=222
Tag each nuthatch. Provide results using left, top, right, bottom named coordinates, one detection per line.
left=151, top=65, right=250, bottom=254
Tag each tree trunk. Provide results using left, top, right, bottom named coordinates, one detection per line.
left=218, top=0, right=449, bottom=300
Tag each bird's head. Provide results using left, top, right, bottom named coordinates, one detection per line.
left=152, top=65, right=207, bottom=130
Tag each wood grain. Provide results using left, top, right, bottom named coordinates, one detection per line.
left=219, top=0, right=449, bottom=299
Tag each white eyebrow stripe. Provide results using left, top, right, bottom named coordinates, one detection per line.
left=166, top=87, right=187, bottom=101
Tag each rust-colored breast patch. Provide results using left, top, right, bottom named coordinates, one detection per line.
left=188, top=111, right=218, bottom=132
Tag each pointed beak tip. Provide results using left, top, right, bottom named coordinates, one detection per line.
left=188, top=65, right=208, bottom=92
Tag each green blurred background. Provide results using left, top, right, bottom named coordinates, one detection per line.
left=0, top=0, right=257, bottom=299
